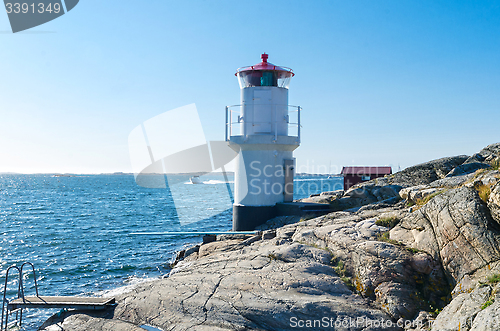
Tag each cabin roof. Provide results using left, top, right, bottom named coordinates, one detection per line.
left=341, top=166, right=392, bottom=175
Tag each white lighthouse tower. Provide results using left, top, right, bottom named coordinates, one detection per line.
left=226, top=53, right=300, bottom=231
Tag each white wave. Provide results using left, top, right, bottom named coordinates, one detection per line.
left=294, top=178, right=341, bottom=182
left=97, top=276, right=157, bottom=298
left=184, top=179, right=233, bottom=185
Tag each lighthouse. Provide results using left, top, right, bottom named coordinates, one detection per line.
left=226, top=53, right=300, bottom=231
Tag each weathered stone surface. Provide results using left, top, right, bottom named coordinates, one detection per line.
left=410, top=252, right=437, bottom=275
left=401, top=187, right=441, bottom=205
left=320, top=189, right=344, bottom=198
left=400, top=185, right=428, bottom=200
left=464, top=143, right=500, bottom=165
left=451, top=260, right=500, bottom=297
left=328, top=185, right=402, bottom=212
left=372, top=155, right=469, bottom=188
left=445, top=162, right=490, bottom=177
left=375, top=281, right=420, bottom=320
left=40, top=311, right=144, bottom=331
left=42, top=224, right=402, bottom=331
left=469, top=299, right=500, bottom=331
left=431, top=286, right=491, bottom=331
left=261, top=229, right=276, bottom=240
left=489, top=182, right=500, bottom=225
left=392, top=187, right=500, bottom=284
left=291, top=209, right=449, bottom=319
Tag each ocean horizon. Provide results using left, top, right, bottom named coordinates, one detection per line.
left=0, top=173, right=343, bottom=330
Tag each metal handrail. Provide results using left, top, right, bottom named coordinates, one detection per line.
left=1, top=266, right=21, bottom=331
left=1, top=263, right=40, bottom=330
left=20, top=262, right=39, bottom=299
left=225, top=104, right=301, bottom=142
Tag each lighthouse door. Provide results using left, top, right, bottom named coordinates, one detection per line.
left=284, top=159, right=294, bottom=202
left=253, top=89, right=272, bottom=134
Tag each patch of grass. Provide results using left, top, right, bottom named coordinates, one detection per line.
left=375, top=216, right=399, bottom=229
left=474, top=168, right=488, bottom=180
left=341, top=277, right=353, bottom=288
left=299, top=214, right=316, bottom=223
left=267, top=253, right=289, bottom=262
left=481, top=300, right=494, bottom=310
left=416, top=190, right=447, bottom=206
left=267, top=253, right=278, bottom=261
left=334, top=260, right=346, bottom=276
left=487, top=273, right=500, bottom=284
left=331, top=257, right=355, bottom=291
left=299, top=241, right=330, bottom=252
left=474, top=182, right=492, bottom=203
left=491, top=158, right=500, bottom=171
left=377, top=231, right=403, bottom=246
left=406, top=247, right=420, bottom=254
left=432, top=308, right=442, bottom=316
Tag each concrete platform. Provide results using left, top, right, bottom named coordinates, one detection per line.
left=8, top=296, right=115, bottom=310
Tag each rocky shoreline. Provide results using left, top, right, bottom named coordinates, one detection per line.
left=40, top=143, right=500, bottom=331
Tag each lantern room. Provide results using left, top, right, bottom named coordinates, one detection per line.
left=236, top=53, right=294, bottom=89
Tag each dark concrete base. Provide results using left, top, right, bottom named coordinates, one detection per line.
left=275, top=202, right=332, bottom=216
left=232, top=205, right=276, bottom=231
left=233, top=202, right=333, bottom=231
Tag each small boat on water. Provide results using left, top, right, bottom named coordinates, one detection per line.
left=190, top=176, right=203, bottom=184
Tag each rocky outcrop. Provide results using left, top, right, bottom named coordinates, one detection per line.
left=489, top=182, right=500, bottom=225
left=372, top=155, right=469, bottom=188
left=42, top=224, right=404, bottom=331
left=464, top=143, right=500, bottom=164
left=445, top=162, right=491, bottom=177
left=392, top=186, right=500, bottom=284
left=431, top=286, right=492, bottom=331
left=40, top=144, right=500, bottom=331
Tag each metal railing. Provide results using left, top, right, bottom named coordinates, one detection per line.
left=225, top=104, right=301, bottom=142
left=1, top=262, right=39, bottom=331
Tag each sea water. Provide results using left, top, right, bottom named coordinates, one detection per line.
left=0, top=173, right=342, bottom=330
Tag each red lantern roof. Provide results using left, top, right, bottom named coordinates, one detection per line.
left=235, top=53, right=294, bottom=76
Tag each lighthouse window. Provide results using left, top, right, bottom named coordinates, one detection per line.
left=277, top=73, right=292, bottom=89
left=238, top=71, right=289, bottom=88
left=261, top=71, right=278, bottom=87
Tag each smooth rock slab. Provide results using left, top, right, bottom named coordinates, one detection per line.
left=431, top=286, right=491, bottom=331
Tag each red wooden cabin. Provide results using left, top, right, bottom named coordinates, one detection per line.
left=341, top=166, right=392, bottom=191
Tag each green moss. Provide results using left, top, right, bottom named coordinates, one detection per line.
left=375, top=216, right=399, bottom=229
left=481, top=300, right=494, bottom=310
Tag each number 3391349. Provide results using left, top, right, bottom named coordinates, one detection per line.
left=5, top=3, right=61, bottom=14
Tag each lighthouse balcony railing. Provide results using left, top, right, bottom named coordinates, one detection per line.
left=225, top=105, right=301, bottom=143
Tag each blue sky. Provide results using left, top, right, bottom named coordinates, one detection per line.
left=1, top=0, right=499, bottom=173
